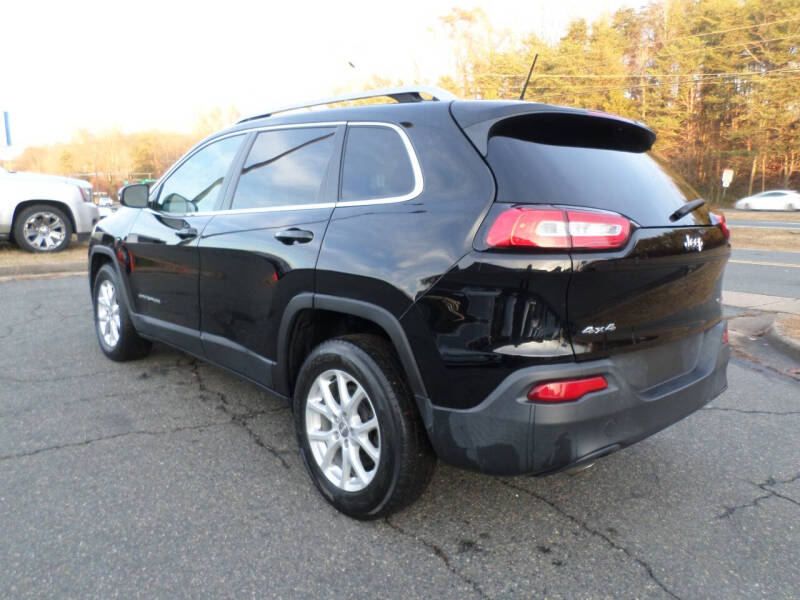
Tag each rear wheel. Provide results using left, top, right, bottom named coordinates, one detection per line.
left=294, top=334, right=435, bottom=519
left=92, top=264, right=152, bottom=361
left=14, top=205, right=72, bottom=252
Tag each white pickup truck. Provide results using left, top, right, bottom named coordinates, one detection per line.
left=0, top=167, right=99, bottom=252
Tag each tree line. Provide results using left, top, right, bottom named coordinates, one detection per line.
left=6, top=107, right=239, bottom=198
left=5, top=0, right=798, bottom=203
left=438, top=0, right=799, bottom=202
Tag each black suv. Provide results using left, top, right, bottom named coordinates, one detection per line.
left=89, top=86, right=730, bottom=518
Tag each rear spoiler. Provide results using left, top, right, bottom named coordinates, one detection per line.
left=450, top=101, right=656, bottom=155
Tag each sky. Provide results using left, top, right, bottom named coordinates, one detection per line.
left=1, top=0, right=643, bottom=150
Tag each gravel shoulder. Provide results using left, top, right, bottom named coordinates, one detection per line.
left=721, top=209, right=800, bottom=222
left=0, top=241, right=88, bottom=268
left=730, top=226, right=800, bottom=252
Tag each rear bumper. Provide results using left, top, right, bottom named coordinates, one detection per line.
left=425, top=320, right=729, bottom=475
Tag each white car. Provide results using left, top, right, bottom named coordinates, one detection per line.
left=733, top=190, right=800, bottom=211
left=94, top=193, right=116, bottom=219
left=0, top=167, right=99, bottom=252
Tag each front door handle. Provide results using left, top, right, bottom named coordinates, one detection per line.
left=175, top=226, right=198, bottom=240
left=275, top=228, right=314, bottom=244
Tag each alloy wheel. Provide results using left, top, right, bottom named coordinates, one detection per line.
left=23, top=211, right=67, bottom=250
left=305, top=369, right=381, bottom=492
left=96, top=279, right=121, bottom=348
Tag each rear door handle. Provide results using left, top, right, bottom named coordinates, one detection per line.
left=175, top=226, right=198, bottom=240
left=275, top=228, right=314, bottom=244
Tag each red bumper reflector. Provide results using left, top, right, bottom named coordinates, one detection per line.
left=722, top=322, right=729, bottom=344
left=711, top=211, right=730, bottom=239
left=527, top=376, right=608, bottom=403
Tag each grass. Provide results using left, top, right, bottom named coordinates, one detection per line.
left=0, top=240, right=89, bottom=268
left=730, top=227, right=800, bottom=252
left=721, top=209, right=800, bottom=222
left=774, top=314, right=800, bottom=346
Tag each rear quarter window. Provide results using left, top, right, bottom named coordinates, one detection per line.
left=341, top=126, right=415, bottom=201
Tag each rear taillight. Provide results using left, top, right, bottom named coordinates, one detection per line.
left=486, top=207, right=631, bottom=250
left=722, top=321, right=728, bottom=344
left=710, top=211, right=730, bottom=239
left=80, top=187, right=93, bottom=203
left=527, top=376, right=608, bottom=403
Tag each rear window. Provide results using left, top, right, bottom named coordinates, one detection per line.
left=341, top=126, right=415, bottom=201
left=487, top=121, right=709, bottom=227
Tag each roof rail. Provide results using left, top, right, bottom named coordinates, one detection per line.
left=237, top=85, right=458, bottom=123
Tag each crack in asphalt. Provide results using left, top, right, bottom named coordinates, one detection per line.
left=701, top=406, right=800, bottom=416
left=384, top=517, right=487, bottom=599
left=189, top=360, right=292, bottom=470
left=756, top=473, right=800, bottom=509
left=717, top=494, right=775, bottom=519
left=0, top=421, right=228, bottom=463
left=497, top=479, right=682, bottom=600
left=718, top=472, right=800, bottom=519
left=0, top=390, right=158, bottom=419
left=0, top=370, right=113, bottom=384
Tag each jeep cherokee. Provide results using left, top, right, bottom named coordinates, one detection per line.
left=88, top=86, right=730, bottom=518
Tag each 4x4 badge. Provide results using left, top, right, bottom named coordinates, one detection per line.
left=582, top=323, right=617, bottom=335
left=684, top=235, right=704, bottom=252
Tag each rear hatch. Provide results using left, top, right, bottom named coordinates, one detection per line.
left=455, top=105, right=730, bottom=377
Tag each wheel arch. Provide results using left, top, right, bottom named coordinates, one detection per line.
left=12, top=200, right=77, bottom=234
left=277, top=294, right=431, bottom=421
left=88, top=245, right=137, bottom=314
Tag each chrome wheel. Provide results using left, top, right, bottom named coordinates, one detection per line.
left=305, top=369, right=381, bottom=492
left=22, top=211, right=67, bottom=250
left=96, top=280, right=121, bottom=348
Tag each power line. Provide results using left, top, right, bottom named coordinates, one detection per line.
left=476, top=31, right=800, bottom=82
left=610, top=15, right=800, bottom=56
left=547, top=73, right=800, bottom=98
left=529, top=15, right=800, bottom=64
left=539, top=71, right=800, bottom=99
left=483, top=64, right=800, bottom=79
left=658, top=33, right=800, bottom=57
left=664, top=15, right=800, bottom=43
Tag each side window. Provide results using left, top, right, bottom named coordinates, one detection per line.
left=230, top=127, right=336, bottom=210
left=341, top=126, right=415, bottom=202
left=156, top=135, right=243, bottom=214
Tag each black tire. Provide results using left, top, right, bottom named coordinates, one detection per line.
left=293, top=334, right=435, bottom=519
left=92, top=264, right=152, bottom=361
left=13, top=204, right=73, bottom=253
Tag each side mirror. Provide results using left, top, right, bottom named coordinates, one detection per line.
left=119, top=183, right=150, bottom=208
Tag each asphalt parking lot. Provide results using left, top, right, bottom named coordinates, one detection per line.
left=1, top=275, right=798, bottom=599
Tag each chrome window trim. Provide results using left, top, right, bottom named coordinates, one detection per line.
left=336, top=121, right=423, bottom=208
left=149, top=120, right=422, bottom=218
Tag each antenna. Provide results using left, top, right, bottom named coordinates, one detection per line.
left=519, top=53, right=539, bottom=101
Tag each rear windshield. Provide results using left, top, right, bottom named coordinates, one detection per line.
left=487, top=134, right=710, bottom=227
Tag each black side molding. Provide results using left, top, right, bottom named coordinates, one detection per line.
left=88, top=246, right=136, bottom=311
left=275, top=293, right=315, bottom=396
left=275, top=293, right=429, bottom=403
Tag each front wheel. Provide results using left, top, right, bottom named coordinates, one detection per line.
left=92, top=264, right=152, bottom=361
left=294, top=334, right=435, bottom=519
left=14, top=205, right=73, bottom=252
